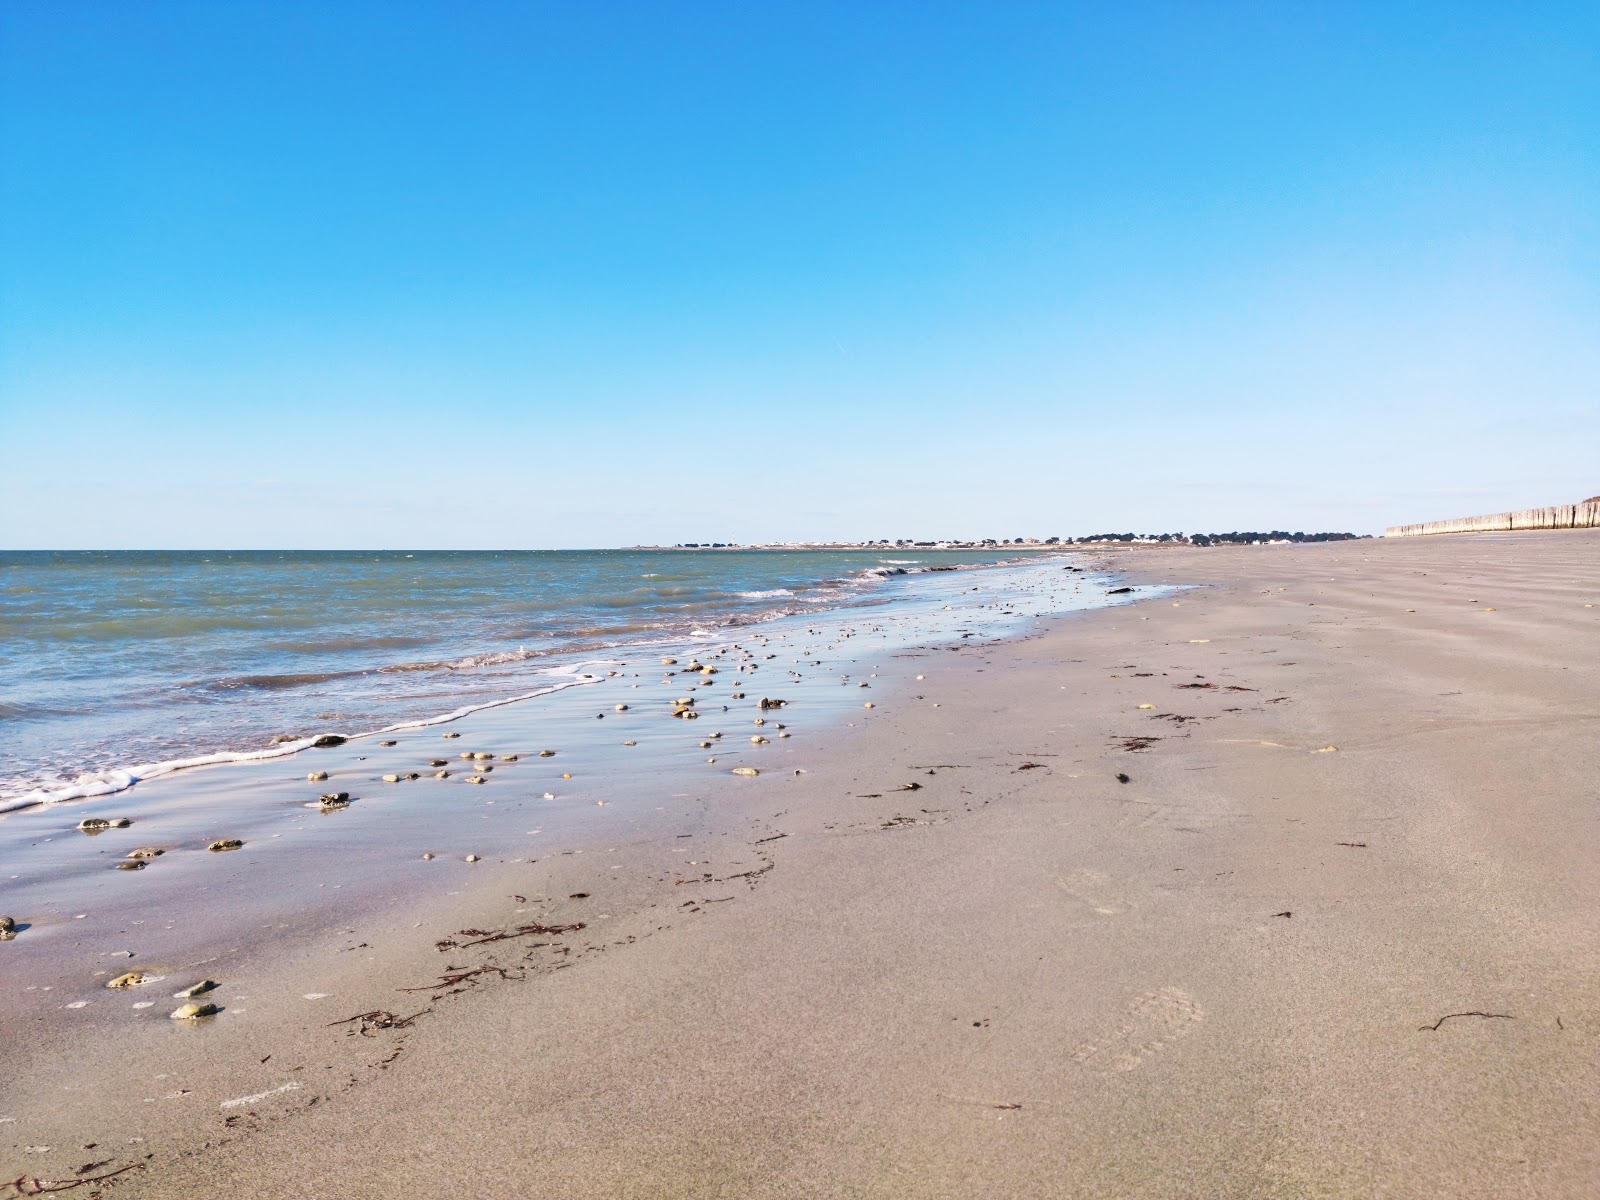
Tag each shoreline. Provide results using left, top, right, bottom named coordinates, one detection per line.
left=4, top=532, right=1597, bottom=1197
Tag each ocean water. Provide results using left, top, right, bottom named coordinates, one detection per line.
left=0, top=548, right=1065, bottom=808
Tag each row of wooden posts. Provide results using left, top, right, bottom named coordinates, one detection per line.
left=1386, top=500, right=1600, bottom=537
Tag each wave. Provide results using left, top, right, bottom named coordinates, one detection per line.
left=0, top=672, right=605, bottom=816
left=200, top=671, right=353, bottom=691
left=735, top=589, right=795, bottom=598
left=263, top=635, right=435, bottom=654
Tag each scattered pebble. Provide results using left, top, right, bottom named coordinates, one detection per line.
left=539, top=750, right=556, bottom=758
left=421, top=852, right=434, bottom=860
left=207, top=839, right=244, bottom=853
left=307, top=772, right=328, bottom=782
left=382, top=774, right=402, bottom=783
left=731, top=767, right=759, bottom=777
left=107, top=972, right=149, bottom=989
left=78, top=817, right=131, bottom=831
left=171, top=1003, right=218, bottom=1020
left=443, top=732, right=461, bottom=738
left=465, top=854, right=480, bottom=863
left=174, top=981, right=218, bottom=999
left=379, top=740, right=397, bottom=747
left=126, top=847, right=164, bottom=859
left=115, top=861, right=146, bottom=871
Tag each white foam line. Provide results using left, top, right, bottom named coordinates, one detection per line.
left=220, top=1082, right=302, bottom=1109
left=0, top=674, right=606, bottom=816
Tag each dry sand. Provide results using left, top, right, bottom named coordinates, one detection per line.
left=7, top=531, right=1597, bottom=1198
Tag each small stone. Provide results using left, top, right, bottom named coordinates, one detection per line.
left=127, top=847, right=164, bottom=859
left=661, top=658, right=677, bottom=665
left=539, top=750, right=556, bottom=758
left=562, top=772, right=572, bottom=779
left=421, top=852, right=434, bottom=860
left=0, top=916, right=16, bottom=935
left=307, top=771, right=329, bottom=782
left=382, top=774, right=402, bottom=783
left=751, top=735, right=768, bottom=744
left=500, top=754, right=518, bottom=762
left=1316, top=745, right=1339, bottom=753
left=78, top=818, right=112, bottom=831
left=319, top=793, right=351, bottom=808
left=429, top=759, right=448, bottom=767
left=459, top=752, right=475, bottom=759
left=311, top=735, right=347, bottom=748
left=272, top=734, right=300, bottom=744
left=731, top=767, right=759, bottom=777
left=379, top=740, right=397, bottom=747
left=1138, top=704, right=1155, bottom=710
left=443, top=732, right=461, bottom=739
left=615, top=704, right=629, bottom=712
left=115, top=861, right=146, bottom=871
left=779, top=732, right=790, bottom=738
left=699, top=741, right=712, bottom=749
left=623, top=741, right=637, bottom=747
left=915, top=675, right=924, bottom=680
left=208, top=839, right=244, bottom=852
left=170, top=1002, right=218, bottom=1020
left=466, top=775, right=486, bottom=785
left=864, top=702, right=874, bottom=709
left=473, top=752, right=493, bottom=760
left=465, top=854, right=480, bottom=862
left=107, top=972, right=149, bottom=989
left=174, top=980, right=217, bottom=999
left=435, top=770, right=450, bottom=779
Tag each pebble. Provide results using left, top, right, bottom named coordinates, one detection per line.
left=731, top=767, right=759, bottom=777
left=107, top=972, right=149, bottom=989
left=78, top=817, right=131, bottom=831
left=465, top=854, right=480, bottom=863
left=115, top=861, right=146, bottom=871
left=379, top=740, right=397, bottom=747
left=0, top=916, right=15, bottom=937
left=170, top=1003, right=218, bottom=1020
left=751, top=735, right=769, bottom=744
left=1138, top=704, right=1155, bottom=710
left=473, top=752, right=493, bottom=760
left=382, top=774, right=402, bottom=783
left=623, top=741, right=637, bottom=747
left=319, top=793, right=351, bottom=808
left=174, top=980, right=218, bottom=999
left=307, top=772, right=329, bottom=782
left=127, top=847, right=164, bottom=859
left=435, top=770, right=451, bottom=779
left=539, top=750, right=556, bottom=758
left=208, top=839, right=244, bottom=852
left=501, top=754, right=518, bottom=762
left=864, top=702, right=874, bottom=709
left=443, top=732, right=461, bottom=739
left=661, top=658, right=677, bottom=665
left=466, top=775, right=486, bottom=785
left=615, top=704, right=629, bottom=711
left=422, top=852, right=435, bottom=860
left=429, top=759, right=448, bottom=767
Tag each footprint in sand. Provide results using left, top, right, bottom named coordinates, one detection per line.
left=1054, top=869, right=1133, bottom=916
left=1071, top=986, right=1203, bottom=1073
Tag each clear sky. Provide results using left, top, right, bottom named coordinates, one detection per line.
left=2, top=1, right=1596, bottom=548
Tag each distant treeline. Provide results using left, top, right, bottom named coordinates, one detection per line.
left=1067, top=531, right=1367, bottom=546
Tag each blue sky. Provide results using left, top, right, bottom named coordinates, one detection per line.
left=2, top=1, right=1596, bottom=548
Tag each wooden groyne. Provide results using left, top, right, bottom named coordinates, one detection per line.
left=1386, top=500, right=1600, bottom=537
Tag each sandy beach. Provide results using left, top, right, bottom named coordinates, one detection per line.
left=4, top=531, right=1597, bottom=1198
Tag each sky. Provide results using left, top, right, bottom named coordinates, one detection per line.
left=1, top=1, right=1597, bottom=548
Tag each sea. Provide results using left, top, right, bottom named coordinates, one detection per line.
left=0, top=548, right=1098, bottom=811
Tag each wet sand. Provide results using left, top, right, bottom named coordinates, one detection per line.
left=5, top=532, right=1598, bottom=1197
